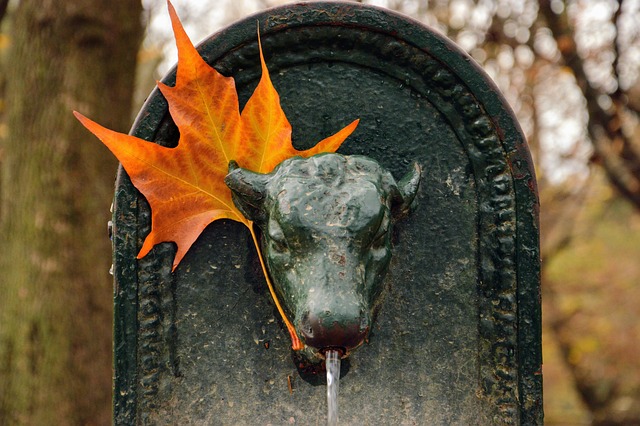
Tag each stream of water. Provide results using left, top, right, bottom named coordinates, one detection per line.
left=325, top=350, right=341, bottom=426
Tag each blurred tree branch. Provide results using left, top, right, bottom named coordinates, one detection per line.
left=0, top=0, right=8, bottom=25
left=539, top=175, right=590, bottom=263
left=543, top=278, right=623, bottom=421
left=540, top=0, right=640, bottom=209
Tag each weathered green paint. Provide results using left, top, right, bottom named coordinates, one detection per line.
left=112, top=2, right=542, bottom=424
left=225, top=154, right=420, bottom=363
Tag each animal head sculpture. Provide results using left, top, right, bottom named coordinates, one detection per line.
left=226, top=153, right=420, bottom=362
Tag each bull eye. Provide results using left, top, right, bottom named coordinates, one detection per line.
left=269, top=234, right=289, bottom=253
left=267, top=219, right=289, bottom=253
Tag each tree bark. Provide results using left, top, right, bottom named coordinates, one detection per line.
left=0, top=1, right=143, bottom=424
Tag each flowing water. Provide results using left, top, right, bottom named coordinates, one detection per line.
left=325, top=350, right=341, bottom=426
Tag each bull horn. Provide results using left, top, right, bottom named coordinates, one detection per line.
left=225, top=161, right=271, bottom=222
left=393, top=162, right=422, bottom=219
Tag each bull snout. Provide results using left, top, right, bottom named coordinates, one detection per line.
left=299, top=308, right=370, bottom=355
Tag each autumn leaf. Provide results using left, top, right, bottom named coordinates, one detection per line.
left=75, top=1, right=357, bottom=268
left=74, top=0, right=358, bottom=350
left=239, top=33, right=358, bottom=173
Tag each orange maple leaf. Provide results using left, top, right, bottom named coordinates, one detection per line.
left=74, top=1, right=358, bottom=350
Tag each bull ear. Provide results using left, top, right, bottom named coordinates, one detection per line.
left=392, top=162, right=422, bottom=219
left=225, top=161, right=271, bottom=223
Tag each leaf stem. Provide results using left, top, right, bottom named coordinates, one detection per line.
left=248, top=222, right=303, bottom=351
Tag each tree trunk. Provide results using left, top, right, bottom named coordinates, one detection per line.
left=0, top=1, right=143, bottom=424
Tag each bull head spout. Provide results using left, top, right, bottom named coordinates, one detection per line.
left=225, top=154, right=420, bottom=363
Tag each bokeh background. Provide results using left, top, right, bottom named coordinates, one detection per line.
left=1, top=0, right=639, bottom=424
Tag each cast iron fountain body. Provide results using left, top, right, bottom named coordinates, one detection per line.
left=111, top=2, right=542, bottom=424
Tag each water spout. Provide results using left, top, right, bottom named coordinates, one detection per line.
left=326, top=350, right=341, bottom=426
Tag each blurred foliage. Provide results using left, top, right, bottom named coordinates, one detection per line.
left=0, top=0, right=11, bottom=215
left=545, top=171, right=640, bottom=424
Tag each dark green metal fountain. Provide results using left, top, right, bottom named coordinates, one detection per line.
left=111, top=2, right=542, bottom=424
